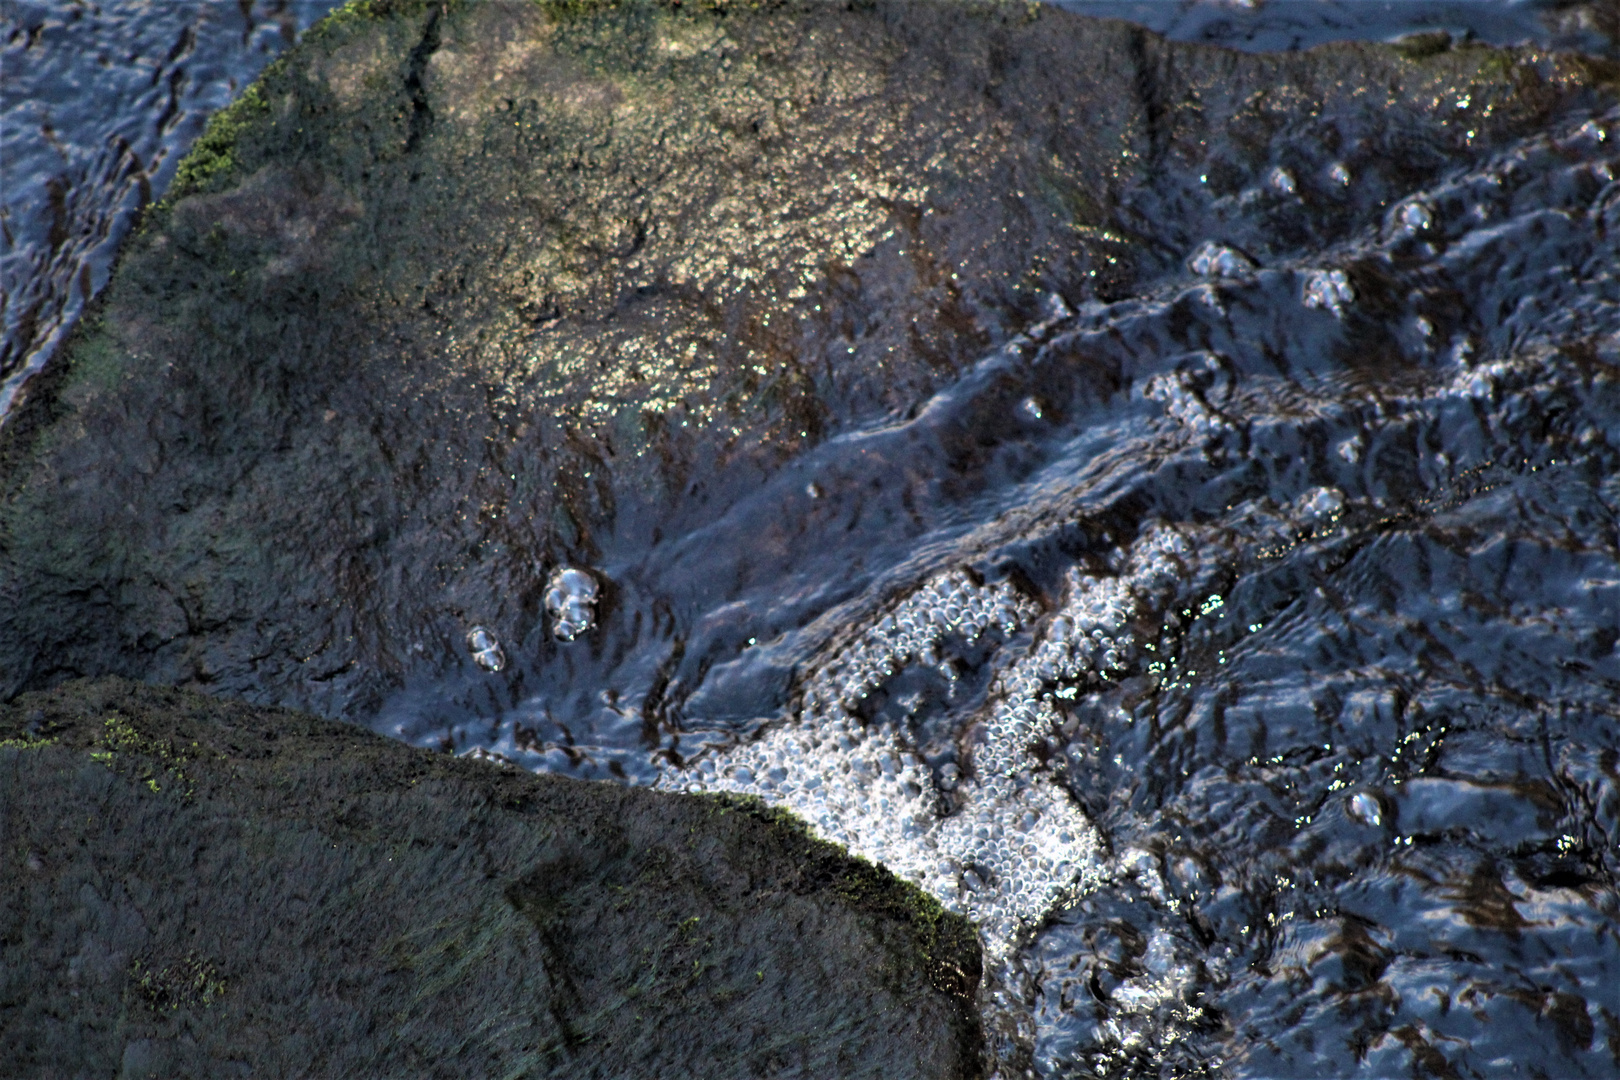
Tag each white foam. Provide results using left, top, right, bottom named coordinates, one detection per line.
left=658, top=522, right=1215, bottom=957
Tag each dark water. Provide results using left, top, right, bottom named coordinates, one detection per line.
left=1051, top=0, right=1618, bottom=57
left=649, top=101, right=1620, bottom=1075
left=7, top=3, right=1620, bottom=1077
left=0, top=0, right=342, bottom=415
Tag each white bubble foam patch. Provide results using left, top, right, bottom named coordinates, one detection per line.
left=659, top=525, right=1204, bottom=956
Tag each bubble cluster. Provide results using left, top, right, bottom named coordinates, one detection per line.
left=1187, top=240, right=1256, bottom=278
left=1396, top=199, right=1434, bottom=234
left=1110, top=928, right=1200, bottom=1015
left=465, top=626, right=505, bottom=672
left=545, top=567, right=600, bottom=641
left=1300, top=486, right=1345, bottom=521
left=1144, top=372, right=1231, bottom=439
left=661, top=522, right=1214, bottom=955
left=1301, top=268, right=1356, bottom=317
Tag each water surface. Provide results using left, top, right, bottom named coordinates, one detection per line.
left=5, top=3, right=1619, bottom=1077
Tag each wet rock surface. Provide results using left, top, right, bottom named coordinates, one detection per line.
left=0, top=677, right=983, bottom=1079
left=2, top=0, right=1609, bottom=722
left=5, top=2, right=1620, bottom=1076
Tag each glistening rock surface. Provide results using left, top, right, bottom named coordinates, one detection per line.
left=0, top=677, right=982, bottom=1078
left=2, top=0, right=1611, bottom=729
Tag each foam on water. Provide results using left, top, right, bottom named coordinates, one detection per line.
left=657, top=515, right=1264, bottom=958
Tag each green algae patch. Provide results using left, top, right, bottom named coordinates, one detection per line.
left=0, top=677, right=986, bottom=1078
left=166, top=83, right=272, bottom=203
left=129, top=953, right=229, bottom=1013
left=89, top=711, right=197, bottom=797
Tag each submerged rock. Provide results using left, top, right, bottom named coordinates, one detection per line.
left=1, top=0, right=1612, bottom=723
left=0, top=677, right=983, bottom=1078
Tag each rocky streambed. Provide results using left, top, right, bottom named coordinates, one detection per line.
left=4, top=1, right=1620, bottom=1076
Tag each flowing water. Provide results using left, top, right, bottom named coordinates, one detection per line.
left=0, top=0, right=341, bottom=416
left=6, top=2, right=1620, bottom=1077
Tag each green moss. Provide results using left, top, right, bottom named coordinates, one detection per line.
left=166, top=82, right=272, bottom=203
left=305, top=0, right=449, bottom=46
left=0, top=734, right=54, bottom=750
left=93, top=713, right=196, bottom=798
left=532, top=0, right=622, bottom=20
left=530, top=0, right=791, bottom=24
left=1392, top=29, right=1455, bottom=61
left=61, top=316, right=123, bottom=392
left=130, top=953, right=228, bottom=1012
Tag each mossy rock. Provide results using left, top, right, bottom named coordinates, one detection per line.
left=0, top=0, right=1612, bottom=716
left=0, top=676, right=983, bottom=1077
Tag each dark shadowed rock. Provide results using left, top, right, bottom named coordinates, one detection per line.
left=2, top=0, right=1612, bottom=722
left=0, top=676, right=982, bottom=1078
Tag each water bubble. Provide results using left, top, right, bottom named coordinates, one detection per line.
left=1398, top=200, right=1434, bottom=233
left=465, top=626, right=506, bottom=672
left=1349, top=792, right=1383, bottom=826
left=1302, top=268, right=1355, bottom=317
left=1302, top=486, right=1345, bottom=520
left=545, top=566, right=600, bottom=641
left=1188, top=240, right=1257, bottom=278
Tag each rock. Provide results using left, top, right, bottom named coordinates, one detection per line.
left=0, top=676, right=982, bottom=1078
left=3, top=0, right=1612, bottom=721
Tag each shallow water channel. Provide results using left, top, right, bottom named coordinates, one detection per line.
left=6, top=2, right=1620, bottom=1077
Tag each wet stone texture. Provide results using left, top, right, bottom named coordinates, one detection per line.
left=0, top=677, right=983, bottom=1079
left=4, top=1, right=1620, bottom=1077
left=1, top=0, right=1605, bottom=723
